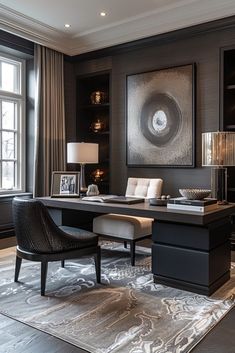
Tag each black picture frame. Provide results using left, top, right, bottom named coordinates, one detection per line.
left=126, top=63, right=196, bottom=167
left=51, top=171, right=80, bottom=198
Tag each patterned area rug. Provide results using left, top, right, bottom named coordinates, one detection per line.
left=0, top=243, right=234, bottom=353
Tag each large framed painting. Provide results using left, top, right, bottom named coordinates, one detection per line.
left=126, top=64, right=195, bottom=167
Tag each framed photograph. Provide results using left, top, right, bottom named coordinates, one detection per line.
left=126, top=63, right=195, bottom=167
left=51, top=171, right=80, bottom=198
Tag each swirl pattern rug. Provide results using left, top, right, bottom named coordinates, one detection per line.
left=0, top=243, right=234, bottom=353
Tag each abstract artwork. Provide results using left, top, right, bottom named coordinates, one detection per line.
left=126, top=64, right=195, bottom=167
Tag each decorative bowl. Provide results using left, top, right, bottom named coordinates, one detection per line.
left=179, top=189, right=211, bottom=200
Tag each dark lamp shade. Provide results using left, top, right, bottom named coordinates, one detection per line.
left=202, top=132, right=235, bottom=167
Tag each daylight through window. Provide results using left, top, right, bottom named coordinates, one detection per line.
left=0, top=54, right=25, bottom=193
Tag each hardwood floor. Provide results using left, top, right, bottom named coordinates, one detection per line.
left=0, top=314, right=87, bottom=353
left=0, top=250, right=234, bottom=353
left=191, top=306, right=235, bottom=353
left=1, top=307, right=234, bottom=353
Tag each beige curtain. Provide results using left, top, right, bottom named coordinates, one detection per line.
left=34, top=44, right=66, bottom=197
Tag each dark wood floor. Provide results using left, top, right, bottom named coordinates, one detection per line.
left=0, top=314, right=87, bottom=353
left=1, top=307, right=234, bottom=353
left=0, top=249, right=234, bottom=353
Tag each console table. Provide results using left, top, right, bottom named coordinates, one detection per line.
left=38, top=197, right=235, bottom=295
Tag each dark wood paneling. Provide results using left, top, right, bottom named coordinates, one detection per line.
left=64, top=21, right=235, bottom=196
left=110, top=30, right=220, bottom=195
left=0, top=194, right=32, bottom=238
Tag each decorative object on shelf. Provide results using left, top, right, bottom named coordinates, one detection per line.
left=90, top=118, right=106, bottom=133
left=179, top=189, right=211, bottom=200
left=86, top=184, right=99, bottom=196
left=126, top=64, right=195, bottom=167
left=50, top=171, right=80, bottom=197
left=202, top=131, right=235, bottom=204
left=67, top=142, right=99, bottom=194
left=90, top=91, right=107, bottom=104
left=91, top=168, right=105, bottom=182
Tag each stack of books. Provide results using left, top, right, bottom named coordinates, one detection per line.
left=167, top=197, right=218, bottom=212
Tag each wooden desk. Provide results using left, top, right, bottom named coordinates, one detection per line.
left=38, top=197, right=235, bottom=295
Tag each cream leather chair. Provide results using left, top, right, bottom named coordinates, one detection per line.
left=93, top=177, right=163, bottom=265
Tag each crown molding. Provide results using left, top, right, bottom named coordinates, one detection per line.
left=1, top=0, right=235, bottom=56
left=0, top=4, right=71, bottom=53
left=69, top=0, right=235, bottom=56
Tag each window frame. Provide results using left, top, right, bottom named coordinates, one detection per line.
left=0, top=52, right=26, bottom=194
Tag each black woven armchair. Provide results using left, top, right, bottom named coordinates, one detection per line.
left=12, top=197, right=101, bottom=295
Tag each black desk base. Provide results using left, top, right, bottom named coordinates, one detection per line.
left=152, top=217, right=231, bottom=296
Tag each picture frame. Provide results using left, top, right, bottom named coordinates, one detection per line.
left=126, top=63, right=195, bottom=167
left=51, top=171, right=80, bottom=198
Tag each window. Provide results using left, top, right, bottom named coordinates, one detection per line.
left=0, top=54, right=25, bottom=193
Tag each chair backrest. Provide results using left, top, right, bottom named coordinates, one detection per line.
left=12, top=197, right=61, bottom=253
left=125, top=177, right=163, bottom=199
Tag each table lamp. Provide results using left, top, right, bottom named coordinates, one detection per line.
left=67, top=142, right=99, bottom=193
left=202, top=132, right=235, bottom=204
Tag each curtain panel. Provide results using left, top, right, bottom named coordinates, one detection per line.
left=34, top=44, right=66, bottom=197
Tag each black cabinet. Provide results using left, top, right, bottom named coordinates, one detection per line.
left=152, top=219, right=231, bottom=295
left=76, top=72, right=110, bottom=193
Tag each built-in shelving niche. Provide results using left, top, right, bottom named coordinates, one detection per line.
left=76, top=72, right=110, bottom=194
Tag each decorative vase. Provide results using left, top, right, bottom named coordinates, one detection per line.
left=90, top=119, right=106, bottom=132
left=90, top=91, right=107, bottom=104
left=91, top=169, right=105, bottom=182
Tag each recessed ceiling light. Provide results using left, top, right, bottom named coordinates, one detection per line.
left=64, top=24, right=71, bottom=28
left=100, top=12, right=107, bottom=17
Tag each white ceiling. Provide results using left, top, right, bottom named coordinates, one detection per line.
left=1, top=0, right=235, bottom=56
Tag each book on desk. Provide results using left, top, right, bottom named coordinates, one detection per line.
left=82, top=195, right=145, bottom=204
left=167, top=197, right=219, bottom=212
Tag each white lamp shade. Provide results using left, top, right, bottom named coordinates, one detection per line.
left=202, top=132, right=235, bottom=166
left=67, top=142, right=99, bottom=164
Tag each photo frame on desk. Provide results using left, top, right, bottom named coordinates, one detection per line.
left=51, top=171, right=80, bottom=198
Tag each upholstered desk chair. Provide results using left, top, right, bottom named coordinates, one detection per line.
left=12, top=197, right=101, bottom=296
left=93, top=177, right=163, bottom=265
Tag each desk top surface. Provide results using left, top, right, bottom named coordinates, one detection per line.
left=38, top=197, right=235, bottom=226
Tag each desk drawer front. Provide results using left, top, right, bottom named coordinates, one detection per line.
left=152, top=220, right=231, bottom=250
left=152, top=242, right=230, bottom=286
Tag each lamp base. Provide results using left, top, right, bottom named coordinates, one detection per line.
left=211, top=167, right=227, bottom=203
left=80, top=164, right=87, bottom=194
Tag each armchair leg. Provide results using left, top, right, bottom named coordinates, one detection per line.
left=94, top=246, right=101, bottom=284
left=41, top=261, right=48, bottom=296
left=61, top=260, right=65, bottom=268
left=14, top=255, right=22, bottom=282
left=130, top=241, right=136, bottom=266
